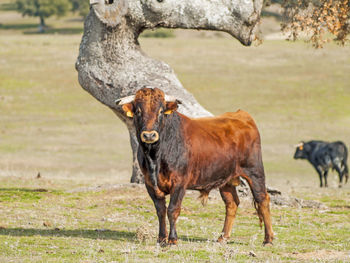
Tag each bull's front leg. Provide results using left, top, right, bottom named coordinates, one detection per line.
left=145, top=183, right=167, bottom=245
left=167, top=186, right=186, bottom=245
left=323, top=170, right=329, bottom=187
left=313, top=165, right=324, bottom=187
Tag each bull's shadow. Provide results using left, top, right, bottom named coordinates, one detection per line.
left=0, top=228, right=245, bottom=244
left=179, top=235, right=247, bottom=245
left=0, top=228, right=135, bottom=241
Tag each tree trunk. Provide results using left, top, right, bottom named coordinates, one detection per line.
left=76, top=0, right=263, bottom=183
left=129, top=127, right=144, bottom=183
left=39, top=16, right=45, bottom=33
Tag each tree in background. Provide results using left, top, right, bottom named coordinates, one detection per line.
left=15, top=0, right=71, bottom=32
left=266, top=0, right=350, bottom=47
left=70, top=0, right=89, bottom=18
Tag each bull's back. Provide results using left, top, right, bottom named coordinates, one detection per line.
left=328, top=141, right=348, bottom=160
left=188, top=109, right=259, bottom=139
left=180, top=110, right=261, bottom=188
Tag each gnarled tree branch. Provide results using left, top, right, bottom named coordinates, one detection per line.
left=76, top=0, right=263, bottom=183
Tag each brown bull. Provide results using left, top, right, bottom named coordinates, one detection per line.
left=116, top=88, right=273, bottom=245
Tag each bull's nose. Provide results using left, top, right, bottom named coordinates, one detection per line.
left=141, top=131, right=159, bottom=144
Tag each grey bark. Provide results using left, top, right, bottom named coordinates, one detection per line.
left=76, top=0, right=263, bottom=183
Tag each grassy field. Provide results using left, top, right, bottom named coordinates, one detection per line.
left=1, top=1, right=350, bottom=262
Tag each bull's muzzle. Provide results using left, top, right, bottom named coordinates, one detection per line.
left=141, top=131, right=159, bottom=144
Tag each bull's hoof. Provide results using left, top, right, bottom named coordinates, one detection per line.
left=263, top=242, right=273, bottom=247
left=217, top=235, right=228, bottom=243
left=263, top=241, right=273, bottom=246
left=263, top=234, right=274, bottom=246
left=157, top=237, right=167, bottom=247
left=168, top=239, right=178, bottom=245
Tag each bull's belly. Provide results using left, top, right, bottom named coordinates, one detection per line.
left=186, top=169, right=237, bottom=191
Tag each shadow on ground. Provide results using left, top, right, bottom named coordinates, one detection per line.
left=0, top=23, right=38, bottom=30
left=0, top=23, right=83, bottom=34
left=24, top=27, right=83, bottom=35
left=179, top=235, right=248, bottom=245
left=0, top=228, right=136, bottom=241
left=0, top=188, right=48, bottom=192
left=178, top=235, right=210, bottom=243
left=0, top=228, right=222, bottom=244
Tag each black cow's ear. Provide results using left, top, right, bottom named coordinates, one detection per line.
left=165, top=100, right=179, bottom=115
left=304, top=143, right=311, bottom=152
left=121, top=103, right=134, bottom=118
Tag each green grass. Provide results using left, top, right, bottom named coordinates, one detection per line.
left=0, top=181, right=349, bottom=262
left=1, top=1, right=350, bottom=261
left=0, top=188, right=44, bottom=202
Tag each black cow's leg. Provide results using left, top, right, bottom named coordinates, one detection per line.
left=323, top=170, right=329, bottom=188
left=145, top=184, right=167, bottom=245
left=333, top=163, right=343, bottom=188
left=218, top=184, right=240, bottom=242
left=343, top=161, right=349, bottom=183
left=314, top=166, right=323, bottom=187
left=242, top=167, right=274, bottom=245
left=167, top=186, right=186, bottom=245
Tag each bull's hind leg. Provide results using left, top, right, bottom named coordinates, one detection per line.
left=218, top=184, right=240, bottom=242
left=323, top=170, right=329, bottom=188
left=334, top=162, right=344, bottom=188
left=314, top=166, right=324, bottom=187
left=242, top=167, right=274, bottom=245
left=343, top=161, right=349, bottom=183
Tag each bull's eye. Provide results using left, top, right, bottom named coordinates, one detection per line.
left=158, top=108, right=164, bottom=116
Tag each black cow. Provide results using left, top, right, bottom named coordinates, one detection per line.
left=294, top=140, right=349, bottom=187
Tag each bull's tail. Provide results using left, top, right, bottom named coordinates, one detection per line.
left=343, top=161, right=349, bottom=184
left=342, top=143, right=349, bottom=184
left=198, top=191, right=209, bottom=206
left=252, top=199, right=263, bottom=228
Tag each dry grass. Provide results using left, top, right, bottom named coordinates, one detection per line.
left=1, top=1, right=350, bottom=262
left=0, top=176, right=350, bottom=262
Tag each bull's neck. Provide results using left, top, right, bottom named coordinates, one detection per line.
left=159, top=112, right=187, bottom=161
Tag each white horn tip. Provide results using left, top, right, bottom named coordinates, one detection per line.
left=90, top=0, right=100, bottom=5
left=115, top=95, right=135, bottom=105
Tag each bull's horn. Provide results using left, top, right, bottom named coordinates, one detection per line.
left=294, top=142, right=304, bottom=147
left=165, top=95, right=182, bottom=104
left=89, top=0, right=100, bottom=5
left=115, top=95, right=135, bottom=105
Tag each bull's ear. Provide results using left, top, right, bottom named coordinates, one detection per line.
left=165, top=100, right=180, bottom=115
left=121, top=103, right=134, bottom=118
